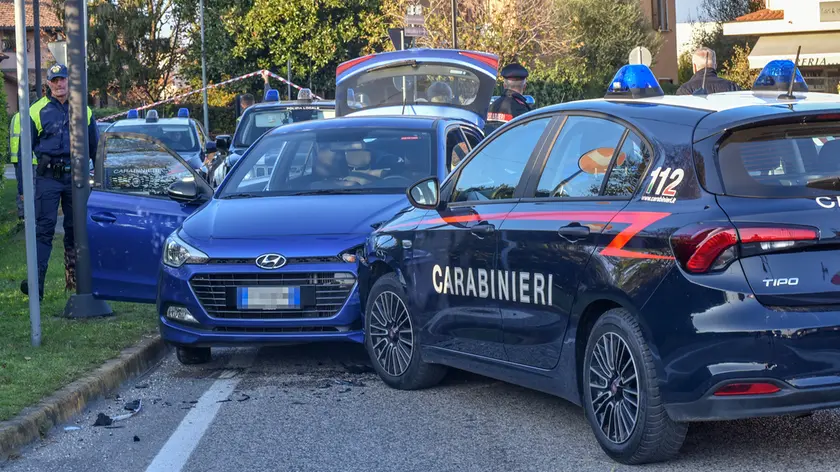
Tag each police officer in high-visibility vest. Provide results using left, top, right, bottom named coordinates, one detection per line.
left=9, top=103, right=44, bottom=221
left=20, top=63, right=98, bottom=300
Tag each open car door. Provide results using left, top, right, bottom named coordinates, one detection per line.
left=88, top=132, right=213, bottom=303
left=335, top=49, right=499, bottom=129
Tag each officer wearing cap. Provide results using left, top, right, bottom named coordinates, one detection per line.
left=486, top=63, right=531, bottom=131
left=20, top=63, right=98, bottom=300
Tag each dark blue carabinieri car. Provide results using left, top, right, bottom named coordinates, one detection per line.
left=357, top=61, right=840, bottom=464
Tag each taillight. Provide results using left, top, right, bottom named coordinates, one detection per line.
left=336, top=55, right=374, bottom=77
left=714, top=382, right=780, bottom=396
left=458, top=51, right=499, bottom=70
left=670, top=223, right=819, bottom=274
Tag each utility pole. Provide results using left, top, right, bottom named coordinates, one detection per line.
left=287, top=59, right=291, bottom=99
left=200, top=0, right=209, bottom=133
left=451, top=0, right=457, bottom=49
left=64, top=0, right=112, bottom=318
left=14, top=0, right=41, bottom=345
left=33, top=0, right=41, bottom=97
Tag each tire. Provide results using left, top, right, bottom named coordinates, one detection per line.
left=582, top=308, right=688, bottom=465
left=364, top=273, right=447, bottom=390
left=176, top=346, right=212, bottom=365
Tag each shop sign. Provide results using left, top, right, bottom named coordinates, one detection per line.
left=820, top=1, right=840, bottom=22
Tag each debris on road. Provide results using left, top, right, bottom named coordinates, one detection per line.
left=92, top=399, right=142, bottom=427
left=133, top=436, right=140, bottom=442
left=134, top=383, right=149, bottom=389
left=63, top=426, right=81, bottom=432
left=342, top=363, right=373, bottom=375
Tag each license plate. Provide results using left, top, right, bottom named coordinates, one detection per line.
left=236, top=286, right=301, bottom=310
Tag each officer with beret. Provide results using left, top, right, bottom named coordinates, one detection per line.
left=21, top=63, right=98, bottom=300
left=486, top=63, right=532, bottom=133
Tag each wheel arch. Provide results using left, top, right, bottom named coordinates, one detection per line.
left=572, top=296, right=662, bottom=404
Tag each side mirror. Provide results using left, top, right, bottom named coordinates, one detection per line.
left=215, top=135, right=231, bottom=152
left=168, top=178, right=203, bottom=204
left=406, top=176, right=439, bottom=210
left=205, top=140, right=217, bottom=154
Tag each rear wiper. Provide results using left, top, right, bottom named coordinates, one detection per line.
left=219, top=192, right=260, bottom=199
left=806, top=176, right=840, bottom=191
left=366, top=60, right=417, bottom=72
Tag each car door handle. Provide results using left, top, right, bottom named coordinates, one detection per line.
left=90, top=212, right=117, bottom=224
left=558, top=223, right=590, bottom=240
left=470, top=222, right=495, bottom=236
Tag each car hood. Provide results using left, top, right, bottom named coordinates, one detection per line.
left=181, top=193, right=410, bottom=251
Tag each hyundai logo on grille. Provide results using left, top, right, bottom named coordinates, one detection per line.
left=255, top=253, right=287, bottom=270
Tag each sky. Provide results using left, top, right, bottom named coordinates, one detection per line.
left=676, top=0, right=708, bottom=23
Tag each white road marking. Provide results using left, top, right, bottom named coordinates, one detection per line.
left=145, top=349, right=257, bottom=472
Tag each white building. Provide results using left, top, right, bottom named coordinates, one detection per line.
left=675, top=0, right=718, bottom=57
left=723, top=0, right=840, bottom=92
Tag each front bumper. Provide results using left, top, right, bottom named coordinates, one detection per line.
left=157, top=261, right=364, bottom=347
left=666, top=377, right=840, bottom=422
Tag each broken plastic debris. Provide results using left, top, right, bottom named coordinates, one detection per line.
left=93, top=399, right=142, bottom=426
left=64, top=426, right=81, bottom=431
left=134, top=435, right=140, bottom=442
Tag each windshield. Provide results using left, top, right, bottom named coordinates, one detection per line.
left=220, top=127, right=434, bottom=197
left=233, top=107, right=334, bottom=148
left=111, top=124, right=198, bottom=153
left=716, top=122, right=840, bottom=197
left=338, top=62, right=491, bottom=117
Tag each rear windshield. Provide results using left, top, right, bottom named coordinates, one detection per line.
left=716, top=123, right=840, bottom=197
left=337, top=62, right=494, bottom=118
left=234, top=107, right=333, bottom=148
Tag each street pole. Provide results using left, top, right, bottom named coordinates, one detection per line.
left=451, top=0, right=457, bottom=49
left=33, top=0, right=41, bottom=97
left=64, top=0, right=112, bottom=318
left=287, top=59, right=291, bottom=99
left=15, top=0, right=41, bottom=346
left=200, top=0, right=209, bottom=133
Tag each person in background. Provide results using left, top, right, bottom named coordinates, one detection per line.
left=487, top=63, right=532, bottom=123
left=9, top=93, right=48, bottom=222
left=20, top=63, right=98, bottom=299
left=676, top=47, right=741, bottom=95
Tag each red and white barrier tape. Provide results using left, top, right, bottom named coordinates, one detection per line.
left=97, top=69, right=324, bottom=122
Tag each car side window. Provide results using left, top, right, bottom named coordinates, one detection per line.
left=535, top=116, right=626, bottom=198
left=461, top=127, right=481, bottom=149
left=446, top=127, right=470, bottom=172
left=603, top=131, right=652, bottom=197
left=451, top=117, right=551, bottom=202
left=101, top=135, right=192, bottom=197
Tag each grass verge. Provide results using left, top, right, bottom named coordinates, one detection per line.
left=0, top=174, right=157, bottom=421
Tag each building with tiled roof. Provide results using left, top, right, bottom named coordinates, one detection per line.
left=0, top=1, right=63, bottom=113
left=724, top=0, right=840, bottom=93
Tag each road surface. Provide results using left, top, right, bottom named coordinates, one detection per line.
left=1, top=343, right=839, bottom=472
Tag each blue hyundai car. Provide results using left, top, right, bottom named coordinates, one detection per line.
left=357, top=61, right=840, bottom=464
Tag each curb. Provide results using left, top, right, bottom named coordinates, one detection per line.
left=0, top=334, right=170, bottom=458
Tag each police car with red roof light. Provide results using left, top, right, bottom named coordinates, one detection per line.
left=357, top=59, right=840, bottom=464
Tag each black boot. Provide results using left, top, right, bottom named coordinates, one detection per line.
left=20, top=279, right=44, bottom=301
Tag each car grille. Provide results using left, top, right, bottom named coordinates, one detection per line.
left=207, top=256, right=341, bottom=265
left=190, top=273, right=354, bottom=320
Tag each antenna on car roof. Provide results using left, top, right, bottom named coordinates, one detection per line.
left=692, top=51, right=710, bottom=96
left=779, top=45, right=802, bottom=100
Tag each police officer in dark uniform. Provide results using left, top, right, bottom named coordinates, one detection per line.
left=485, top=63, right=532, bottom=133
left=21, top=63, right=98, bottom=299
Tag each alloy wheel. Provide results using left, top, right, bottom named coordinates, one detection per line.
left=588, top=332, right=640, bottom=444
left=369, top=291, right=414, bottom=377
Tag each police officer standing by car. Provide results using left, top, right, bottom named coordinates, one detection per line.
left=20, top=63, right=98, bottom=300
left=485, top=63, right=532, bottom=133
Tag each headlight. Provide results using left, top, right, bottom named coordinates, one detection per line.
left=340, top=245, right=364, bottom=263
left=163, top=231, right=209, bottom=268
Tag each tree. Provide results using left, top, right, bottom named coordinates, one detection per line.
left=226, top=0, right=389, bottom=98
left=84, top=0, right=193, bottom=105
left=380, top=0, right=571, bottom=70
left=721, top=43, right=759, bottom=89
left=556, top=0, right=663, bottom=96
